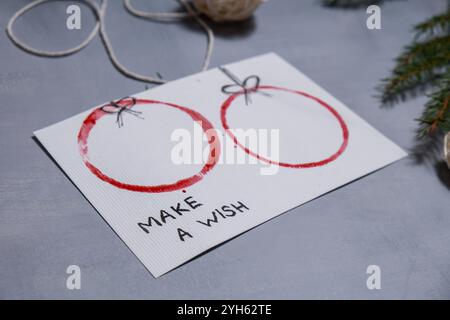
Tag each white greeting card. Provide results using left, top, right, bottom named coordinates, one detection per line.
left=34, top=53, right=406, bottom=277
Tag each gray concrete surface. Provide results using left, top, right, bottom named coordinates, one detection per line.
left=1, top=0, right=449, bottom=299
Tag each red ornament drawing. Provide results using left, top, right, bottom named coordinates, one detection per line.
left=220, top=85, right=349, bottom=168
left=78, top=98, right=221, bottom=193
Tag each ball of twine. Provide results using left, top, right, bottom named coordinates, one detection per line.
left=193, top=0, right=265, bottom=22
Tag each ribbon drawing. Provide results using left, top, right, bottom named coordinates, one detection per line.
left=219, top=66, right=263, bottom=105
left=100, top=96, right=144, bottom=128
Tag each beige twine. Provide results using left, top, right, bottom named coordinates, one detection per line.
left=193, top=0, right=265, bottom=22
left=6, top=0, right=214, bottom=84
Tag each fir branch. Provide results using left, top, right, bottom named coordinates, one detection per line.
left=379, top=36, right=450, bottom=104
left=417, top=74, right=450, bottom=138
left=322, top=0, right=383, bottom=8
left=324, top=1, right=450, bottom=141
left=414, top=11, right=450, bottom=39
left=377, top=6, right=450, bottom=141
left=396, top=35, right=450, bottom=66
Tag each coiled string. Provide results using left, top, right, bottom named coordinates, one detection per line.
left=6, top=0, right=214, bottom=84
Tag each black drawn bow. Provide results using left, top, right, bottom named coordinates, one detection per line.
left=219, top=66, right=261, bottom=105
left=100, top=96, right=143, bottom=128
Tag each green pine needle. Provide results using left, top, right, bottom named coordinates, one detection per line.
left=322, top=0, right=383, bottom=8
left=417, top=74, right=450, bottom=138
left=379, top=11, right=450, bottom=137
left=379, top=35, right=450, bottom=104
left=414, top=11, right=450, bottom=39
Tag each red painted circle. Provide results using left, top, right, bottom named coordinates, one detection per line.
left=78, top=98, right=220, bottom=193
left=220, top=86, right=349, bottom=168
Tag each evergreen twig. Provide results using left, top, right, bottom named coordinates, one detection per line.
left=379, top=11, right=450, bottom=137
left=322, top=0, right=383, bottom=8
left=417, top=74, right=450, bottom=138
left=414, top=11, right=450, bottom=39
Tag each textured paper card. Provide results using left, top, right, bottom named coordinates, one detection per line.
left=34, top=53, right=407, bottom=277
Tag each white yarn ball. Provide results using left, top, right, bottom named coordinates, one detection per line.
left=193, top=0, right=265, bottom=22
